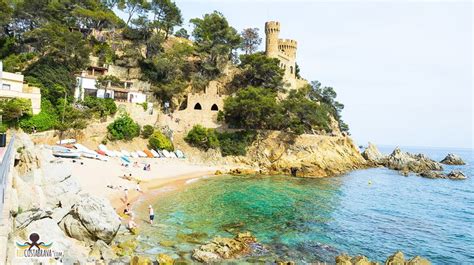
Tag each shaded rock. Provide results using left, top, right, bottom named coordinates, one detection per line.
left=446, top=170, right=467, bottom=180
left=384, top=148, right=442, bottom=174
left=89, top=240, right=117, bottom=262
left=419, top=171, right=445, bottom=179
left=440, top=153, right=465, bottom=165
left=156, top=253, right=174, bottom=265
left=15, top=208, right=53, bottom=229
left=131, top=256, right=152, bottom=265
left=385, top=251, right=405, bottom=264
left=407, top=256, right=431, bottom=265
left=192, top=232, right=259, bottom=263
left=361, top=143, right=386, bottom=165
left=59, top=194, right=121, bottom=244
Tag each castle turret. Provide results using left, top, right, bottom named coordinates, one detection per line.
left=265, top=21, right=280, bottom=58
left=278, top=39, right=297, bottom=59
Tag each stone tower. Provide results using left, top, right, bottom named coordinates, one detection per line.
left=265, top=21, right=280, bottom=58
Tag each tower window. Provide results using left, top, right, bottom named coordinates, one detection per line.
left=211, top=104, right=219, bottom=111
left=194, top=103, right=202, bottom=110
left=290, top=66, right=294, bottom=74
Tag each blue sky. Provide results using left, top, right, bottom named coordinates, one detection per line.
left=121, top=1, right=473, bottom=148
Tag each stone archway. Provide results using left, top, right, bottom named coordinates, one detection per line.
left=194, top=103, right=202, bottom=110
left=211, top=104, right=218, bottom=111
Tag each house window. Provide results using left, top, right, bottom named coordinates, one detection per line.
left=2, top=84, right=11, bottom=90
left=194, top=103, right=202, bottom=110
left=211, top=104, right=218, bottom=111
left=290, top=66, right=293, bottom=74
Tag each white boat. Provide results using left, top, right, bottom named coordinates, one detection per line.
left=150, top=149, right=160, bottom=158
left=175, top=150, right=185, bottom=158
left=81, top=152, right=98, bottom=159
left=56, top=139, right=76, bottom=145
left=121, top=150, right=130, bottom=157
left=169, top=151, right=177, bottom=158
left=105, top=150, right=116, bottom=157
left=114, top=150, right=123, bottom=157
left=53, top=151, right=81, bottom=159
left=137, top=151, right=147, bottom=157
left=130, top=152, right=139, bottom=158
left=52, top=146, right=72, bottom=153
left=97, top=155, right=109, bottom=161
left=98, top=144, right=108, bottom=152
left=162, top=150, right=171, bottom=158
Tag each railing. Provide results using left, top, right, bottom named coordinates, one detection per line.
left=0, top=134, right=15, bottom=217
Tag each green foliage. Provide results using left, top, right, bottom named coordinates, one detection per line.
left=92, top=42, right=116, bottom=64
left=231, top=52, right=285, bottom=92
left=107, top=114, right=141, bottom=141
left=184, top=125, right=219, bottom=151
left=0, top=123, right=7, bottom=133
left=217, top=130, right=256, bottom=156
left=149, top=131, right=174, bottom=151
left=19, top=100, right=58, bottom=132
left=240, top=28, right=261, bottom=55
left=190, top=11, right=241, bottom=78
left=137, top=102, right=148, bottom=111
left=223, top=86, right=283, bottom=130
left=0, top=98, right=32, bottom=124
left=1, top=52, right=36, bottom=72
left=174, top=28, right=189, bottom=39
left=83, top=96, right=117, bottom=118
left=56, top=98, right=91, bottom=132
left=141, top=125, right=154, bottom=138
left=149, top=0, right=183, bottom=39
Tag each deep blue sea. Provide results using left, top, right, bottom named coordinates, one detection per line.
left=137, top=146, right=473, bottom=264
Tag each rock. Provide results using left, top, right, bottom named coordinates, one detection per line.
left=14, top=176, right=46, bottom=211
left=336, top=253, right=353, bottom=265
left=361, top=143, right=386, bottom=165
left=156, top=253, right=174, bottom=265
left=214, top=170, right=223, bottom=175
left=440, top=153, right=465, bottom=165
left=113, top=238, right=139, bottom=256
left=384, top=148, right=443, bottom=174
left=407, top=256, right=431, bottom=265
left=419, top=171, right=445, bottom=179
left=385, top=251, right=405, bottom=264
left=192, top=232, right=259, bottom=263
left=15, top=218, right=89, bottom=264
left=59, top=194, right=121, bottom=244
left=89, top=240, right=117, bottom=262
left=276, top=261, right=295, bottom=265
left=15, top=208, right=53, bottom=229
left=446, top=170, right=467, bottom=180
left=352, top=255, right=378, bottom=265
left=131, top=256, right=152, bottom=265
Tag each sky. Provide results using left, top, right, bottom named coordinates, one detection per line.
left=121, top=1, right=473, bottom=148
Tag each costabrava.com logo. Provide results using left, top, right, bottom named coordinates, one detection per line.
left=15, top=233, right=63, bottom=258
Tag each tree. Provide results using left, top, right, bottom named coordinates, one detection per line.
left=184, top=125, right=219, bottom=151
left=190, top=11, right=241, bottom=78
left=149, top=0, right=183, bottom=39
left=174, top=28, right=189, bottom=39
left=149, top=131, right=174, bottom=151
left=117, top=0, right=150, bottom=26
left=240, top=28, right=261, bottom=54
left=223, top=86, right=283, bottom=130
left=107, top=114, right=141, bottom=140
left=0, top=98, right=32, bottom=123
left=231, top=52, right=285, bottom=92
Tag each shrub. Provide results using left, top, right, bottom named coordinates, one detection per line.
left=217, top=130, right=256, bottom=156
left=83, top=97, right=117, bottom=118
left=184, top=125, right=219, bottom=151
left=19, top=100, right=58, bottom=132
left=0, top=123, right=7, bottom=133
left=149, top=131, right=174, bottom=151
left=141, top=125, right=154, bottom=138
left=0, top=98, right=32, bottom=124
left=107, top=114, right=140, bottom=141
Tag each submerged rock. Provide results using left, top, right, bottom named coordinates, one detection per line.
left=156, top=253, right=174, bottom=265
left=361, top=142, right=386, bottom=165
left=384, top=148, right=443, bottom=174
left=446, top=170, right=467, bottom=180
left=419, top=170, right=467, bottom=180
left=335, top=251, right=431, bottom=265
left=440, top=154, right=465, bottom=165
left=192, top=232, right=261, bottom=263
left=59, top=194, right=121, bottom=244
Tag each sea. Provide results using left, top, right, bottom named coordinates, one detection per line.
left=135, top=146, right=473, bottom=264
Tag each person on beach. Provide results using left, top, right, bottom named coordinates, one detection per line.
left=128, top=214, right=138, bottom=230
left=124, top=188, right=129, bottom=202
left=123, top=203, right=131, bottom=216
left=148, top=205, right=154, bottom=224
left=136, top=181, right=143, bottom=193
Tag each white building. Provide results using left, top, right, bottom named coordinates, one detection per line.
left=0, top=62, right=41, bottom=114
left=74, top=66, right=148, bottom=104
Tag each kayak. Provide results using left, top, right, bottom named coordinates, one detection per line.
left=121, top=156, right=131, bottom=164
left=53, top=151, right=81, bottom=158
left=96, top=150, right=106, bottom=156
left=143, top=149, right=154, bottom=158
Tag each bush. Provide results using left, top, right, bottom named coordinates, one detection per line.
left=19, top=100, right=58, bottom=133
left=141, top=125, right=154, bottom=138
left=184, top=125, right=219, bottom=151
left=0, top=123, right=7, bottom=133
left=83, top=97, right=117, bottom=118
left=149, top=131, right=174, bottom=151
left=217, top=130, right=256, bottom=156
left=107, top=114, right=140, bottom=141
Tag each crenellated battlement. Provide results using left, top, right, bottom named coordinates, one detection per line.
left=264, top=21, right=280, bottom=34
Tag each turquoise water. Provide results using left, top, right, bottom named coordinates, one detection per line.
left=137, top=147, right=473, bottom=264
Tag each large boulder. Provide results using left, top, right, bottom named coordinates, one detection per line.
left=446, top=170, right=467, bottom=180
left=440, top=154, right=465, bottom=165
left=13, top=218, right=89, bottom=264
left=15, top=208, right=53, bottom=229
left=385, top=251, right=405, bottom=264
left=59, top=194, right=121, bottom=244
left=384, top=148, right=443, bottom=174
left=361, top=143, right=386, bottom=165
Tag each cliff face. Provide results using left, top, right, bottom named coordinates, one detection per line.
left=239, top=131, right=367, bottom=177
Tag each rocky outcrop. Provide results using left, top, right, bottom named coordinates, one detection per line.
left=59, top=194, right=121, bottom=244
left=336, top=251, right=431, bottom=265
left=384, top=148, right=443, bottom=174
left=446, top=170, right=467, bottom=180
left=89, top=240, right=117, bottom=263
left=236, top=132, right=367, bottom=178
left=420, top=170, right=467, bottom=180
left=440, top=154, right=465, bottom=165
left=361, top=143, right=386, bottom=165
left=192, top=232, right=263, bottom=263
left=156, top=253, right=174, bottom=265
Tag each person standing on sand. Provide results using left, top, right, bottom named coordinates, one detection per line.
left=148, top=205, right=154, bottom=224
left=124, top=188, right=129, bottom=202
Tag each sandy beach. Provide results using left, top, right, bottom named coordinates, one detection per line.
left=68, top=156, right=219, bottom=211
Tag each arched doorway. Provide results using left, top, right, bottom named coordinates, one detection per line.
left=211, top=104, right=218, bottom=111
left=194, top=103, right=202, bottom=110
